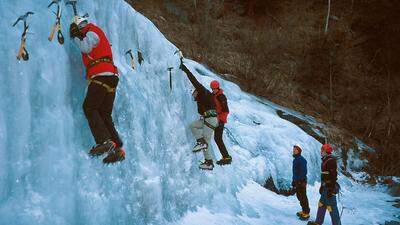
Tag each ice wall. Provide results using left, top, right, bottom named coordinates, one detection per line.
left=1, top=1, right=397, bottom=225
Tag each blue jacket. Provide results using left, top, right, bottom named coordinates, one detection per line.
left=292, top=154, right=307, bottom=182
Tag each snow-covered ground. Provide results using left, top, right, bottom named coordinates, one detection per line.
left=175, top=181, right=399, bottom=225
left=0, top=0, right=398, bottom=224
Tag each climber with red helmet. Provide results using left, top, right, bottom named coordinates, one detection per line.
left=70, top=16, right=125, bottom=164
left=308, top=144, right=341, bottom=225
left=210, top=80, right=232, bottom=165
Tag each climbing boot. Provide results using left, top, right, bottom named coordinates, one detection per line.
left=199, top=159, right=214, bottom=170
left=216, top=155, right=232, bottom=165
left=103, top=148, right=125, bottom=164
left=89, top=140, right=116, bottom=157
left=192, top=138, right=208, bottom=153
left=297, top=211, right=310, bottom=220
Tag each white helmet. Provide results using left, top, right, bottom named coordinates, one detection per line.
left=293, top=144, right=302, bottom=151
left=73, top=16, right=88, bottom=29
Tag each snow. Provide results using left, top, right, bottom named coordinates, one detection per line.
left=0, top=0, right=398, bottom=225
left=346, top=148, right=368, bottom=171
left=175, top=181, right=400, bottom=225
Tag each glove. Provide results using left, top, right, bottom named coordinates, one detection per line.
left=69, top=23, right=84, bottom=40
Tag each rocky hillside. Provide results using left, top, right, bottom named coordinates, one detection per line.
left=127, top=0, right=400, bottom=177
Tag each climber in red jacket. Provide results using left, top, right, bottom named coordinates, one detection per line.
left=70, top=16, right=125, bottom=164
left=210, top=80, right=232, bottom=165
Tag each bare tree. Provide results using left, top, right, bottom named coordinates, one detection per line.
left=325, top=0, right=331, bottom=34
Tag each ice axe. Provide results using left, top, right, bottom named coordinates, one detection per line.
left=174, top=50, right=183, bottom=65
left=48, top=0, right=61, bottom=8
left=48, top=0, right=64, bottom=44
left=12, top=12, right=34, bottom=28
left=125, top=49, right=135, bottom=70
left=17, top=25, right=30, bottom=61
left=13, top=12, right=34, bottom=61
left=167, top=67, right=174, bottom=92
left=167, top=50, right=184, bottom=91
left=138, top=50, right=144, bottom=65
left=66, top=1, right=89, bottom=19
left=65, top=0, right=78, bottom=16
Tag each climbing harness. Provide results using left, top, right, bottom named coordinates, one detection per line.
left=204, top=110, right=217, bottom=118
left=87, top=56, right=114, bottom=69
left=88, top=79, right=116, bottom=93
left=203, top=110, right=218, bottom=130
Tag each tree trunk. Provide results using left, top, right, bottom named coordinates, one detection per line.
left=325, top=0, right=331, bottom=34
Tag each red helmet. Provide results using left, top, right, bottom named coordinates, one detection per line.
left=321, top=144, right=333, bottom=154
left=210, top=80, right=220, bottom=89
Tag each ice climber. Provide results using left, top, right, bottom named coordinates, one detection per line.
left=308, top=144, right=341, bottom=225
left=292, top=144, right=310, bottom=220
left=69, top=16, right=125, bottom=164
left=180, top=61, right=218, bottom=170
left=210, top=80, right=232, bottom=165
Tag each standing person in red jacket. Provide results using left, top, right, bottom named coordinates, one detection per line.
left=308, top=144, right=341, bottom=225
left=69, top=16, right=125, bottom=164
left=210, top=80, right=232, bottom=165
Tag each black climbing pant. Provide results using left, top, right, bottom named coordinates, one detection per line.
left=83, top=75, right=123, bottom=147
left=295, top=183, right=310, bottom=214
left=214, top=122, right=230, bottom=158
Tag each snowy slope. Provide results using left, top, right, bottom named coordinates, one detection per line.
left=0, top=0, right=398, bottom=225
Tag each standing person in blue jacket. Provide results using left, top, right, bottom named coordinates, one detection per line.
left=292, top=144, right=310, bottom=220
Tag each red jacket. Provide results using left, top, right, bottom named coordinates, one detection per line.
left=213, top=89, right=229, bottom=123
left=80, top=23, right=118, bottom=79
